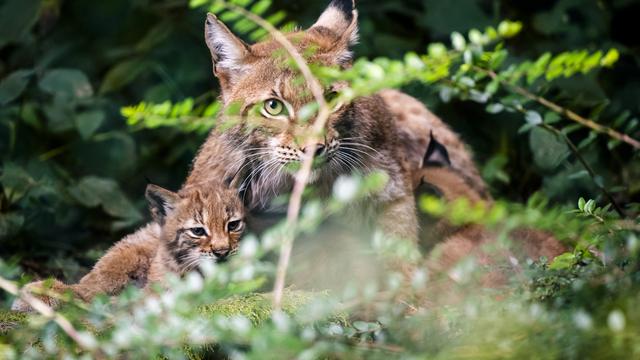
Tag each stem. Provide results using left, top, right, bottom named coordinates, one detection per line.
left=477, top=66, right=640, bottom=150
left=541, top=124, right=625, bottom=218
left=0, top=276, right=98, bottom=354
left=220, top=2, right=332, bottom=311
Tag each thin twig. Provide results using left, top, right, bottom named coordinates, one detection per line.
left=220, top=2, right=333, bottom=311
left=476, top=66, right=640, bottom=150
left=541, top=124, right=626, bottom=218
left=0, top=276, right=98, bottom=354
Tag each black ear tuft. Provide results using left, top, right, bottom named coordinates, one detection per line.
left=311, top=0, right=358, bottom=35
left=423, top=131, right=451, bottom=167
left=328, top=0, right=355, bottom=22
left=145, top=184, right=180, bottom=225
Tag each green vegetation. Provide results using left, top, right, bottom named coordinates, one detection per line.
left=1, top=0, right=639, bottom=358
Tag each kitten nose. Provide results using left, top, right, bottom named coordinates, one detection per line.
left=213, top=249, right=230, bottom=259
left=303, top=143, right=326, bottom=157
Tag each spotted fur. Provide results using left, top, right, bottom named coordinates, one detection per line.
left=12, top=183, right=244, bottom=311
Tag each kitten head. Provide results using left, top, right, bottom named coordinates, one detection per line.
left=145, top=183, right=245, bottom=273
left=205, top=1, right=369, bottom=205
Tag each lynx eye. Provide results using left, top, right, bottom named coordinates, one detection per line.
left=263, top=99, right=286, bottom=116
left=325, top=91, right=338, bottom=103
left=227, top=219, right=243, bottom=232
left=188, top=227, right=207, bottom=237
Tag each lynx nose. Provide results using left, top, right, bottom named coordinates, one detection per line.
left=303, top=143, right=326, bottom=157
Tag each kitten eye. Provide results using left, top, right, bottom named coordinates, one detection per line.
left=263, top=99, right=287, bottom=116
left=189, top=227, right=207, bottom=237
left=227, top=220, right=243, bottom=232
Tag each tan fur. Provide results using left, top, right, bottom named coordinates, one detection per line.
left=12, top=184, right=244, bottom=311
left=413, top=166, right=566, bottom=304
left=383, top=89, right=490, bottom=200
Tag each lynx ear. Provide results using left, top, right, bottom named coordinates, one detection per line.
left=145, top=184, right=180, bottom=225
left=312, top=0, right=357, bottom=37
left=310, top=0, right=359, bottom=65
left=423, top=132, right=451, bottom=168
left=204, top=13, right=251, bottom=86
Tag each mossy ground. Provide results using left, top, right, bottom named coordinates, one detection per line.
left=0, top=290, right=344, bottom=359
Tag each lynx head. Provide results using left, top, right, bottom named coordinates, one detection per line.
left=205, top=1, right=372, bottom=207
left=146, top=183, right=245, bottom=272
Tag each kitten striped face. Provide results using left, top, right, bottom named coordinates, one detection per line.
left=145, top=184, right=245, bottom=273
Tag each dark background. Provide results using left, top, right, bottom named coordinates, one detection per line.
left=0, top=0, right=638, bottom=280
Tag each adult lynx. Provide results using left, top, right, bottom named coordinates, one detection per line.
left=187, top=0, right=485, bottom=239
left=14, top=0, right=488, bottom=308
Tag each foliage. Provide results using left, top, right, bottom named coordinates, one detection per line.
left=1, top=0, right=639, bottom=359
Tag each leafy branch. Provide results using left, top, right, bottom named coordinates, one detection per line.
left=475, top=65, right=640, bottom=150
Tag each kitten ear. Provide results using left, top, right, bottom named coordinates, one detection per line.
left=423, top=132, right=451, bottom=167
left=204, top=13, right=251, bottom=86
left=145, top=184, right=180, bottom=225
left=310, top=0, right=359, bottom=65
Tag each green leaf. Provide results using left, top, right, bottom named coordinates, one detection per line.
left=600, top=49, right=619, bottom=67
left=0, top=163, right=36, bottom=202
left=353, top=321, right=381, bottom=332
left=497, top=20, right=523, bottom=38
left=581, top=51, right=602, bottom=73
left=543, top=112, right=561, bottom=125
left=0, top=212, right=24, bottom=239
left=549, top=252, right=576, bottom=270
left=451, top=32, right=466, bottom=51
left=39, top=69, right=93, bottom=99
left=525, top=111, right=542, bottom=125
left=427, top=43, right=447, bottom=58
left=529, top=127, right=570, bottom=171
left=75, top=110, right=105, bottom=140
left=249, top=0, right=271, bottom=16
left=43, top=99, right=75, bottom=133
left=468, top=29, right=485, bottom=45
left=486, top=103, right=504, bottom=114
left=0, top=0, right=41, bottom=48
left=578, top=197, right=586, bottom=211
left=68, top=176, right=141, bottom=220
left=99, top=58, right=149, bottom=94
left=0, top=70, right=33, bottom=105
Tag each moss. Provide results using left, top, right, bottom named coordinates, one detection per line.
left=187, top=290, right=345, bottom=359
left=0, top=310, right=27, bottom=333
left=198, top=290, right=320, bottom=324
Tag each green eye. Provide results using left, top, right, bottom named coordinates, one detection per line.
left=263, top=99, right=286, bottom=116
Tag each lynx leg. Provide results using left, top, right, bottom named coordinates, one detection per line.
left=376, top=194, right=422, bottom=280
left=11, top=279, right=75, bottom=312
left=72, top=224, right=161, bottom=301
left=378, top=195, right=419, bottom=244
